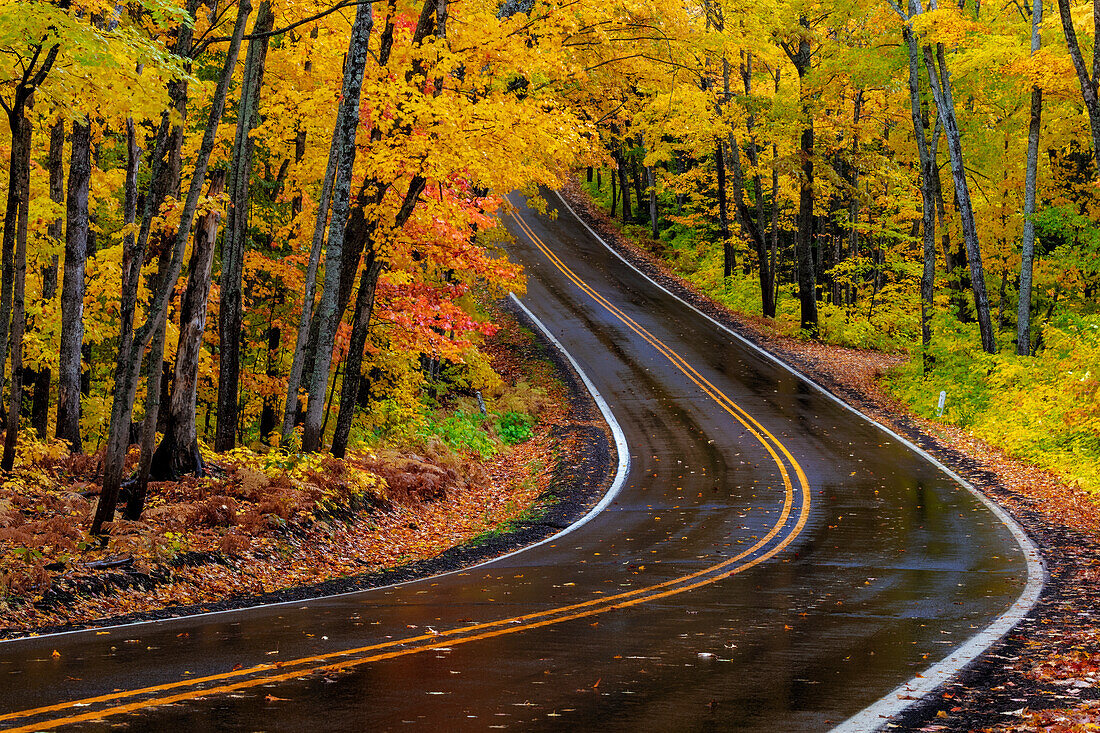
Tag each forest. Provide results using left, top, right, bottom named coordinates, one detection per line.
left=0, top=0, right=1098, bottom=548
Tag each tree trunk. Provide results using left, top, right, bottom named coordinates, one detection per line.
left=903, top=25, right=938, bottom=363
left=302, top=0, right=376, bottom=453
left=93, top=0, right=250, bottom=535
left=280, top=134, right=338, bottom=442
left=31, top=119, right=65, bottom=439
left=0, top=46, right=58, bottom=428
left=616, top=149, right=632, bottom=223
left=127, top=257, right=170, bottom=520
left=1018, top=0, right=1043, bottom=355
left=55, top=119, right=92, bottom=451
left=742, top=56, right=775, bottom=315
left=630, top=146, right=644, bottom=217
left=784, top=23, right=818, bottom=336
left=329, top=175, right=424, bottom=456
left=331, top=251, right=383, bottom=458
left=151, top=169, right=226, bottom=479
left=647, top=164, right=658, bottom=239
left=728, top=99, right=776, bottom=314
left=0, top=130, right=21, bottom=422
left=216, top=0, right=274, bottom=453
left=259, top=325, right=280, bottom=441
left=923, top=39, right=996, bottom=353
left=769, top=141, right=780, bottom=312
left=1, top=112, right=32, bottom=470
left=610, top=163, right=618, bottom=213
left=1056, top=0, right=1100, bottom=161
left=848, top=90, right=863, bottom=308
left=715, top=141, right=734, bottom=278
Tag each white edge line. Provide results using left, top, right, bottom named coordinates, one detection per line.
left=0, top=294, right=630, bottom=648
left=552, top=188, right=1046, bottom=732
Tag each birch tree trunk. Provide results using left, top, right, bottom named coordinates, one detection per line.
left=903, top=23, right=938, bottom=364
left=1018, top=0, right=1043, bottom=355
left=923, top=39, right=997, bottom=353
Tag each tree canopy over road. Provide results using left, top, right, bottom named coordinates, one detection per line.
left=0, top=0, right=1096, bottom=535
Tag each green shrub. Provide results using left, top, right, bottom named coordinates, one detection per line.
left=425, top=411, right=496, bottom=459
left=497, top=412, right=534, bottom=445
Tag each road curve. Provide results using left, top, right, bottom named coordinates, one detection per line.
left=0, top=194, right=1035, bottom=732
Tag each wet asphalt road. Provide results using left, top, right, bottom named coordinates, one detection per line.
left=0, top=194, right=1029, bottom=732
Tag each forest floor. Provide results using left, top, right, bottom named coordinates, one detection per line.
left=560, top=180, right=1100, bottom=733
left=0, top=301, right=614, bottom=640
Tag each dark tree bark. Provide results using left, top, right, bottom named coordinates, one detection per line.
left=610, top=163, right=618, bottom=213
left=331, top=252, right=383, bottom=458
left=330, top=176, right=424, bottom=457
left=302, top=0, right=376, bottom=452
left=1018, top=0, right=1043, bottom=355
left=1, top=108, right=33, bottom=470
left=259, top=325, right=281, bottom=441
left=130, top=43, right=195, bottom=520
left=847, top=90, right=864, bottom=308
left=281, top=134, right=337, bottom=441
left=31, top=119, right=65, bottom=438
left=280, top=0, right=400, bottom=439
left=630, top=145, right=644, bottom=216
left=93, top=0, right=251, bottom=535
left=649, top=164, right=659, bottom=238
left=770, top=140, right=780, bottom=311
left=782, top=21, right=819, bottom=337
left=741, top=54, right=776, bottom=316
left=216, top=0, right=275, bottom=453
left=715, top=141, right=734, bottom=278
left=616, top=149, right=632, bottom=223
left=641, top=134, right=658, bottom=239
left=0, top=43, right=58, bottom=436
left=127, top=257, right=170, bottom=521
left=151, top=170, right=226, bottom=479
left=55, top=119, right=92, bottom=452
left=725, top=83, right=775, bottom=314
left=1057, top=0, right=1100, bottom=160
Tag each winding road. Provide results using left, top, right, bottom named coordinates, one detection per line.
left=0, top=192, right=1040, bottom=732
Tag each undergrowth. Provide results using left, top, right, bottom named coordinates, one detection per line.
left=579, top=172, right=1100, bottom=496
left=885, top=313, right=1100, bottom=493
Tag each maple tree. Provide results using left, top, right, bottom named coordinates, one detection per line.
left=0, top=0, right=1094, bottom=542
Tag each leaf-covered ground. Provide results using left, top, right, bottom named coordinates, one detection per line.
left=561, top=181, right=1100, bottom=732
left=0, top=302, right=613, bottom=639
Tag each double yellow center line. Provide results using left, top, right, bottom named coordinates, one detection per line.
left=1, top=207, right=811, bottom=732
